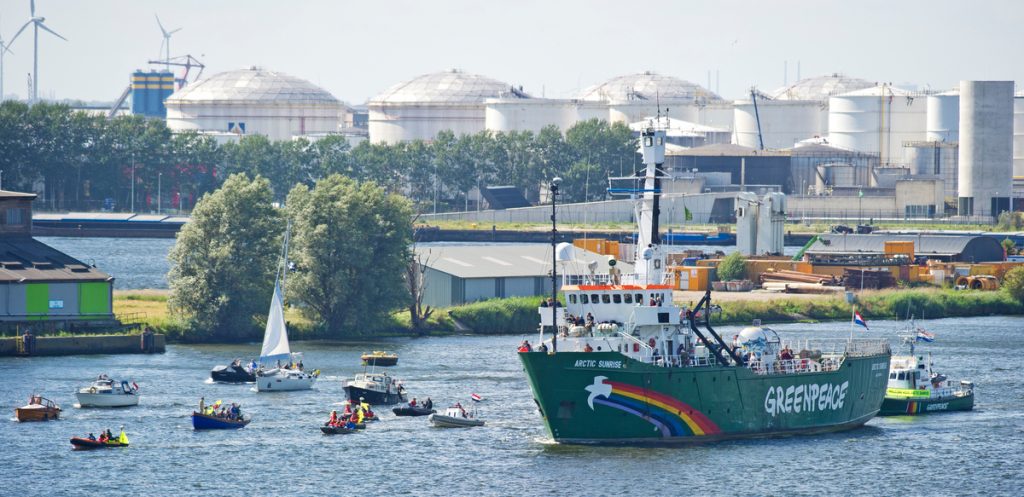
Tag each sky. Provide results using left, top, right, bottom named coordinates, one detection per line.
left=0, top=0, right=1021, bottom=104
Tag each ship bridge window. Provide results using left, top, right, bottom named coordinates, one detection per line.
left=635, top=293, right=643, bottom=303
left=624, top=294, right=633, bottom=304
left=591, top=294, right=600, bottom=303
left=601, top=294, right=611, bottom=304
left=613, top=294, right=622, bottom=304
left=569, top=294, right=577, bottom=304
left=581, top=294, right=589, bottom=304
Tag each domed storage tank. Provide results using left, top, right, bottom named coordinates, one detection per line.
left=368, top=69, right=521, bottom=143
left=770, top=73, right=874, bottom=102
left=926, top=91, right=959, bottom=143
left=577, top=71, right=720, bottom=124
left=165, top=67, right=343, bottom=141
left=828, top=85, right=927, bottom=161
left=733, top=99, right=824, bottom=149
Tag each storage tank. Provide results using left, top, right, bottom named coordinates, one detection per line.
left=697, top=100, right=735, bottom=131
left=958, top=81, right=1014, bottom=217
left=578, top=71, right=719, bottom=124
left=484, top=98, right=605, bottom=134
left=904, top=141, right=958, bottom=200
left=165, top=67, right=343, bottom=141
left=369, top=69, right=521, bottom=143
left=926, top=91, right=959, bottom=143
left=771, top=73, right=874, bottom=102
left=828, top=85, right=927, bottom=161
left=131, top=70, right=175, bottom=118
left=733, top=99, right=824, bottom=149
left=1015, top=94, right=1024, bottom=177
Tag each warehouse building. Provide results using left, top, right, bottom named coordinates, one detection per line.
left=0, top=190, right=115, bottom=328
left=804, top=234, right=1005, bottom=263
left=416, top=244, right=632, bottom=308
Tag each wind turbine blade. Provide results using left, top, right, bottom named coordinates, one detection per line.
left=2, top=44, right=14, bottom=56
left=31, top=0, right=36, bottom=17
left=158, top=38, right=165, bottom=58
left=155, top=14, right=167, bottom=36
left=8, top=21, right=31, bottom=46
left=37, top=22, right=68, bottom=42
left=169, top=28, right=183, bottom=36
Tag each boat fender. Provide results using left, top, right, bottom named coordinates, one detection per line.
left=648, top=338, right=656, bottom=348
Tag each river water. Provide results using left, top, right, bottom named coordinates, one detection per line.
left=2, top=316, right=1021, bottom=496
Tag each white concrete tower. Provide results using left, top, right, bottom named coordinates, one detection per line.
left=957, top=81, right=1014, bottom=217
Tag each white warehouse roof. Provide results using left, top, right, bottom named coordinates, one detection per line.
left=417, top=244, right=632, bottom=279
left=166, top=67, right=339, bottom=105
left=371, top=69, right=523, bottom=105
left=578, top=71, right=721, bottom=102
left=770, top=73, right=874, bottom=101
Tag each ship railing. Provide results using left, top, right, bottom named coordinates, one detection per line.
left=744, top=357, right=844, bottom=376
left=562, top=272, right=673, bottom=287
left=842, top=339, right=891, bottom=357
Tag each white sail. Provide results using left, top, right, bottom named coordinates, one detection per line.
left=259, top=282, right=290, bottom=364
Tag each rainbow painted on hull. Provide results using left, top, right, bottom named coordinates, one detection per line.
left=586, top=376, right=719, bottom=436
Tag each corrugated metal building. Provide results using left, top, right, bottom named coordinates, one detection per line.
left=805, top=234, right=1005, bottom=263
left=1, top=191, right=115, bottom=326
left=416, top=244, right=633, bottom=308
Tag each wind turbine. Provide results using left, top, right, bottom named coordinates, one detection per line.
left=8, top=0, right=67, bottom=104
left=155, top=15, right=181, bottom=71
left=1, top=17, right=14, bottom=101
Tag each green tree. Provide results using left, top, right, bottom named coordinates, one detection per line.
left=286, top=175, right=413, bottom=335
left=1003, top=266, right=1024, bottom=303
left=717, top=252, right=747, bottom=281
left=167, top=174, right=282, bottom=340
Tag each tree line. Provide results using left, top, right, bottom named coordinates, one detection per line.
left=1, top=101, right=639, bottom=211
left=168, top=173, right=413, bottom=340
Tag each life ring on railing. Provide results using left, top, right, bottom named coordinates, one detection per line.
left=648, top=338, right=656, bottom=348
left=89, top=387, right=97, bottom=394
left=633, top=343, right=640, bottom=352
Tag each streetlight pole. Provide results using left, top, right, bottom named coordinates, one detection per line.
left=158, top=172, right=162, bottom=214
left=130, top=152, right=135, bottom=213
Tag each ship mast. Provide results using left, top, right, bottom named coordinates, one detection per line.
left=635, top=125, right=667, bottom=285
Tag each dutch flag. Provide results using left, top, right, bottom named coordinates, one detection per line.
left=916, top=329, right=935, bottom=342
left=470, top=393, right=483, bottom=402
left=853, top=311, right=869, bottom=330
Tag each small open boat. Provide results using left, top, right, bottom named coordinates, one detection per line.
left=191, top=412, right=251, bottom=430
left=361, top=351, right=398, bottom=367
left=320, top=425, right=358, bottom=435
left=428, top=406, right=485, bottom=428
left=393, top=405, right=436, bottom=417
left=15, top=395, right=60, bottom=422
left=70, top=437, right=129, bottom=450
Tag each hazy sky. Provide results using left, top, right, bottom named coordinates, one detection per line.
left=1, top=0, right=1021, bottom=104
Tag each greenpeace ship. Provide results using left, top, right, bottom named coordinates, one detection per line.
left=519, top=123, right=892, bottom=444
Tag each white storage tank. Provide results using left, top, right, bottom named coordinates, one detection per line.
left=164, top=67, right=344, bottom=141
left=904, top=141, right=957, bottom=200
left=697, top=100, right=735, bottom=131
left=368, top=69, right=521, bottom=143
left=484, top=98, right=606, bottom=134
left=1015, top=93, right=1024, bottom=177
left=577, top=71, right=720, bottom=124
left=926, top=91, right=959, bottom=143
left=771, top=73, right=875, bottom=102
left=733, top=99, right=824, bottom=149
left=958, top=81, right=1014, bottom=217
left=828, top=85, right=928, bottom=161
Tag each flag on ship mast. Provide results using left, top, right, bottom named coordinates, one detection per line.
left=853, top=311, right=869, bottom=330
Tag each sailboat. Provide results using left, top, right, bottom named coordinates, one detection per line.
left=255, top=224, right=318, bottom=392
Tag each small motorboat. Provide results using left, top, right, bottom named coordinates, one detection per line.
left=70, top=429, right=129, bottom=450
left=393, top=405, right=436, bottom=417
left=191, top=412, right=251, bottom=430
left=320, top=425, right=358, bottom=435
left=15, top=395, right=60, bottom=422
left=344, top=370, right=407, bottom=405
left=211, top=360, right=256, bottom=383
left=75, top=375, right=140, bottom=408
left=428, top=406, right=485, bottom=428
left=361, top=351, right=398, bottom=367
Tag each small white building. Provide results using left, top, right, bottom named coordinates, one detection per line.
left=164, top=67, right=344, bottom=141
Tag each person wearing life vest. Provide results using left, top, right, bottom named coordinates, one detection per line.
left=409, top=398, right=418, bottom=407
left=327, top=410, right=338, bottom=427
left=359, top=397, right=370, bottom=413
left=518, top=340, right=531, bottom=352
left=343, top=402, right=353, bottom=416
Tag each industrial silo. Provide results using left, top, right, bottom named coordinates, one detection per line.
left=164, top=67, right=343, bottom=141
left=733, top=99, right=824, bottom=149
left=368, top=69, right=521, bottom=143
left=769, top=73, right=874, bottom=135
left=926, top=90, right=959, bottom=143
left=1015, top=93, right=1024, bottom=177
left=904, top=141, right=957, bottom=200
left=958, top=81, right=1014, bottom=217
left=577, top=71, right=720, bottom=124
left=828, top=85, right=928, bottom=162
left=131, top=70, right=175, bottom=118
left=484, top=97, right=606, bottom=134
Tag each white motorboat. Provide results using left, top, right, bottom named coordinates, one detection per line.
left=428, top=406, right=485, bottom=428
left=256, top=224, right=318, bottom=393
left=75, top=375, right=140, bottom=407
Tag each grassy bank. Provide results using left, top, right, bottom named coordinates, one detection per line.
left=112, top=287, right=1023, bottom=343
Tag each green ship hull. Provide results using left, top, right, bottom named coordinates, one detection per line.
left=520, top=351, right=890, bottom=444
left=879, top=392, right=974, bottom=416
